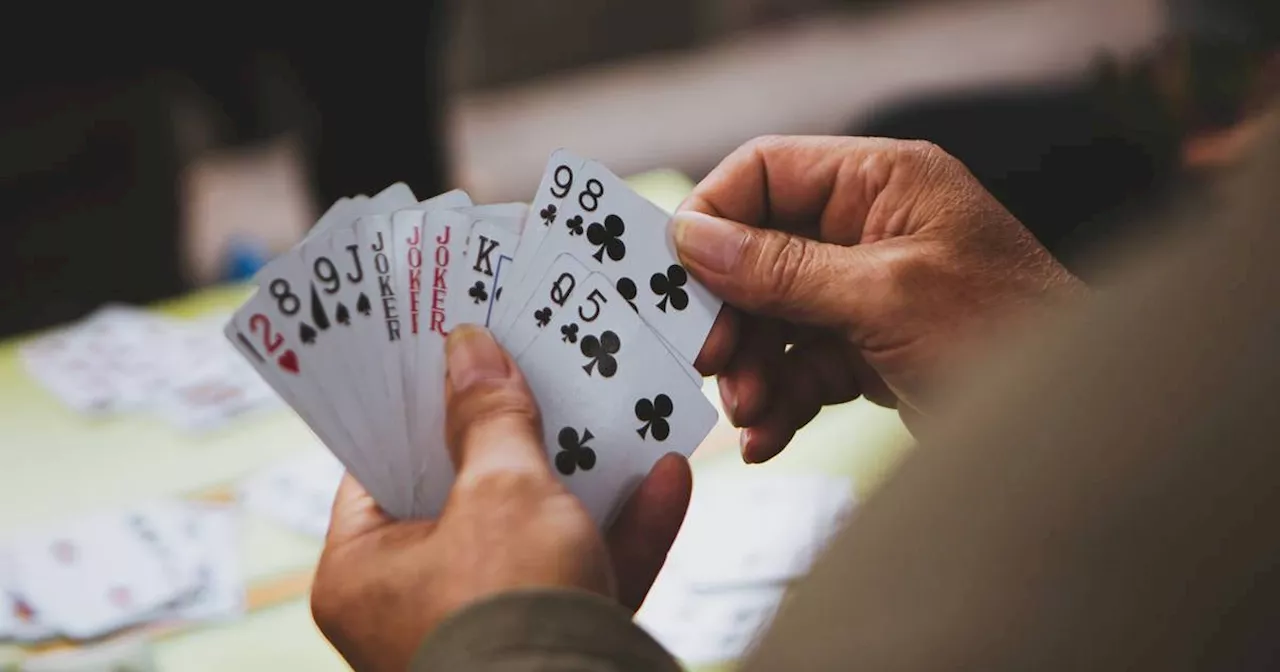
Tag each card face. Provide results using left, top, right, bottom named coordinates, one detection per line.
left=20, top=325, right=119, bottom=414
left=494, top=253, right=592, bottom=359
left=161, top=503, right=244, bottom=622
left=408, top=209, right=473, bottom=517
left=20, top=306, right=178, bottom=415
left=147, top=316, right=280, bottom=432
left=303, top=182, right=426, bottom=241
left=240, top=452, right=344, bottom=539
left=491, top=149, right=590, bottom=334
left=248, top=187, right=449, bottom=518
left=7, top=512, right=189, bottom=639
left=667, top=474, right=855, bottom=589
left=636, top=581, right=785, bottom=666
left=225, top=295, right=401, bottom=519
left=515, top=273, right=718, bottom=525
left=305, top=221, right=404, bottom=467
left=294, top=235, right=395, bottom=468
left=515, top=160, right=721, bottom=368
left=249, top=251, right=388, bottom=486
left=2, top=546, right=57, bottom=642
left=0, top=550, right=18, bottom=638
left=222, top=169, right=720, bottom=533
left=443, top=217, right=523, bottom=331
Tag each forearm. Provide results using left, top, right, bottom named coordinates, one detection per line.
left=412, top=589, right=682, bottom=672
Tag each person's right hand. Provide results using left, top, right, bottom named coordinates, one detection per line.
left=676, top=136, right=1085, bottom=462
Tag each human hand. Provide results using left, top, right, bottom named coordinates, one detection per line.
left=311, top=325, right=693, bottom=672
left=678, top=136, right=1085, bottom=461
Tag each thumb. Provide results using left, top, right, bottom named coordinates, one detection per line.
left=673, top=211, right=884, bottom=328
left=443, top=325, right=552, bottom=489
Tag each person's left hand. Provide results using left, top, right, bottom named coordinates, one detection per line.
left=311, top=325, right=693, bottom=672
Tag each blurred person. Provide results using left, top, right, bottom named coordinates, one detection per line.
left=0, top=7, right=449, bottom=336
left=849, top=0, right=1280, bottom=272
left=309, top=128, right=1280, bottom=670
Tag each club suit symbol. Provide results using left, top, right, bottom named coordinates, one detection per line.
left=468, top=281, right=489, bottom=305
left=635, top=394, right=673, bottom=441
left=555, top=427, right=597, bottom=476
left=566, top=214, right=585, bottom=236
left=650, top=265, right=689, bottom=313
left=540, top=204, right=558, bottom=227
left=616, top=277, right=639, bottom=312
left=535, top=307, right=552, bottom=327
left=580, top=330, right=621, bottom=378
left=587, top=214, right=626, bottom=263
left=561, top=323, right=579, bottom=343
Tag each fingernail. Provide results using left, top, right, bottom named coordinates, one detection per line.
left=739, top=429, right=755, bottom=463
left=718, top=379, right=738, bottom=421
left=673, top=212, right=746, bottom=275
left=446, top=325, right=509, bottom=392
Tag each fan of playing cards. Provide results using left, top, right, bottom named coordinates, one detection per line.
left=225, top=150, right=722, bottom=523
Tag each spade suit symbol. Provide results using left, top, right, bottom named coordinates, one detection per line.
left=309, top=285, right=331, bottom=331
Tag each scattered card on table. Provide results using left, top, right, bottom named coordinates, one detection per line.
left=6, top=510, right=194, bottom=639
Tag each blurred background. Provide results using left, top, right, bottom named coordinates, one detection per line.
left=1, top=0, right=1278, bottom=668
left=4, top=0, right=1276, bottom=337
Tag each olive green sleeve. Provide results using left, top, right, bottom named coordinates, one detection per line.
left=411, top=589, right=683, bottom=672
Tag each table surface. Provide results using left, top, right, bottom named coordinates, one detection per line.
left=0, top=172, right=914, bottom=671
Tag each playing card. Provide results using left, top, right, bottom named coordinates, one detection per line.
left=514, top=273, right=717, bottom=525
left=118, top=501, right=243, bottom=624
left=163, top=504, right=243, bottom=623
left=368, top=209, right=426, bottom=487
left=496, top=252, right=699, bottom=384
left=0, top=550, right=18, bottom=640
left=406, top=208, right=475, bottom=516
left=636, top=580, right=785, bottom=665
left=300, top=182, right=420, bottom=242
left=20, top=306, right=179, bottom=415
left=490, top=149, right=590, bottom=335
left=225, top=161, right=726, bottom=532
left=239, top=452, right=344, bottom=539
left=443, top=215, right=524, bottom=332
left=507, top=160, right=721, bottom=368
left=19, top=324, right=119, bottom=414
left=224, top=294, right=401, bottom=518
left=298, top=215, right=419, bottom=510
left=150, top=318, right=281, bottom=432
left=297, top=219, right=400, bottom=463
left=0, top=550, right=56, bottom=643
left=494, top=252, right=592, bottom=359
left=7, top=511, right=193, bottom=639
left=244, top=251, right=399, bottom=508
left=333, top=191, right=476, bottom=518
left=670, top=474, right=855, bottom=589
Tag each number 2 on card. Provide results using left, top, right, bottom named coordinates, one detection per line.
left=249, top=313, right=301, bottom=374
